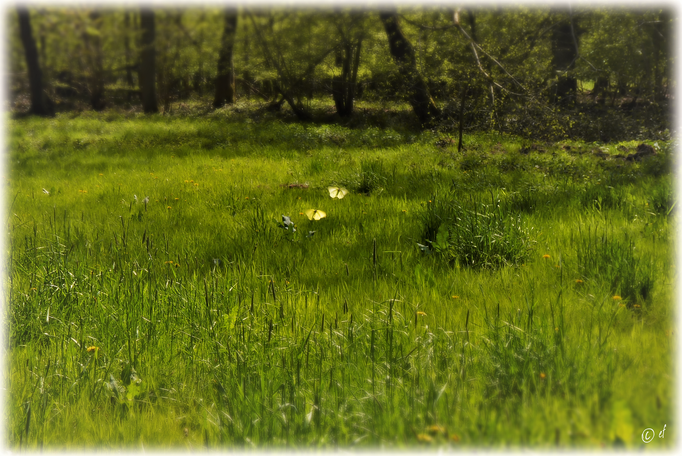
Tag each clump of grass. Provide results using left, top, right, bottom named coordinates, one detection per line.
left=340, top=158, right=388, bottom=195
left=419, top=192, right=534, bottom=268
left=481, top=305, right=557, bottom=399
left=459, top=151, right=486, bottom=171
left=575, top=226, right=654, bottom=304
left=648, top=177, right=675, bottom=216
left=508, top=186, right=542, bottom=213
left=578, top=183, right=625, bottom=210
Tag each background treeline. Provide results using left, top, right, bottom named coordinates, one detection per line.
left=7, top=6, right=673, bottom=139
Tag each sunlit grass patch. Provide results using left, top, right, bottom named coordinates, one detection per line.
left=6, top=113, right=674, bottom=449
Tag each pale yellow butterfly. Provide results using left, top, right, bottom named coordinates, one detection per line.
left=305, top=209, right=327, bottom=221
left=328, top=186, right=349, bottom=199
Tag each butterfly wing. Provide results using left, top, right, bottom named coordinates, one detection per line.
left=306, top=209, right=327, bottom=220
left=328, top=186, right=349, bottom=199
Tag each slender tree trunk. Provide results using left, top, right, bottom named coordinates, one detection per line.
left=332, top=36, right=362, bottom=117
left=124, top=11, right=134, bottom=88
left=139, top=8, right=158, bottom=113
left=551, top=14, right=578, bottom=106
left=85, top=11, right=106, bottom=111
left=379, top=11, right=440, bottom=127
left=348, top=36, right=362, bottom=112
left=17, top=7, right=53, bottom=116
left=651, top=10, right=670, bottom=102
left=213, top=9, right=238, bottom=108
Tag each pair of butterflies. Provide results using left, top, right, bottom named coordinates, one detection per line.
left=302, top=187, right=349, bottom=220
left=305, top=187, right=348, bottom=220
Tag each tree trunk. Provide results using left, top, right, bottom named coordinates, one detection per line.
left=124, top=11, right=134, bottom=88
left=17, top=7, right=53, bottom=116
left=213, top=9, right=238, bottom=108
left=651, top=10, right=670, bottom=102
left=332, top=36, right=362, bottom=117
left=139, top=8, right=158, bottom=114
left=551, top=15, right=578, bottom=106
left=85, top=11, right=106, bottom=111
left=379, top=11, right=440, bottom=127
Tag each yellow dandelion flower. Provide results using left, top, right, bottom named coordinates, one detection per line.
left=634, top=304, right=641, bottom=308
left=452, top=295, right=460, bottom=299
left=175, top=263, right=180, bottom=267
left=175, top=198, right=179, bottom=201
left=98, top=173, right=103, bottom=176
left=426, top=425, right=445, bottom=434
left=184, top=180, right=189, bottom=183
left=167, top=206, right=171, bottom=209
left=612, top=295, right=622, bottom=301
left=86, top=346, right=99, bottom=353
left=193, top=183, right=198, bottom=186
left=416, top=311, right=427, bottom=317
left=575, top=279, right=583, bottom=284
left=402, top=209, right=407, bottom=212
left=245, top=196, right=249, bottom=199
left=555, top=327, right=559, bottom=331
left=417, top=433, right=432, bottom=443
left=165, top=261, right=174, bottom=265
left=540, top=372, right=546, bottom=379
left=542, top=254, right=550, bottom=259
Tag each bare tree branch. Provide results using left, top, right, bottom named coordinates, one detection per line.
left=453, top=10, right=525, bottom=97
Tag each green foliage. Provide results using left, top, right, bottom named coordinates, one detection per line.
left=420, top=192, right=534, bottom=268
left=6, top=114, right=674, bottom=449
left=575, top=227, right=654, bottom=304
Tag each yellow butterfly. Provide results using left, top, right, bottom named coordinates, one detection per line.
left=328, top=186, right=349, bottom=199
left=305, top=209, right=327, bottom=221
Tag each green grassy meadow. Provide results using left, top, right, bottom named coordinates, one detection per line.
left=5, top=108, right=675, bottom=449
